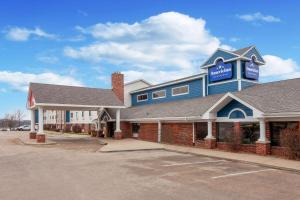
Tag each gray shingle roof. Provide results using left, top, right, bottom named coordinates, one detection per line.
left=30, top=83, right=124, bottom=107
left=114, top=94, right=223, bottom=120
left=234, top=78, right=300, bottom=114
left=232, top=46, right=253, bottom=56
left=116, top=78, right=300, bottom=120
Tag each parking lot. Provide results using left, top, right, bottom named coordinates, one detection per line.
left=0, top=131, right=300, bottom=200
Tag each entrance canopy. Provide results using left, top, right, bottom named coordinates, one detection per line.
left=26, top=82, right=125, bottom=139
left=27, top=82, right=125, bottom=110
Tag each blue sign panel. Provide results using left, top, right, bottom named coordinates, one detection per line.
left=245, top=61, right=259, bottom=80
left=209, top=61, right=233, bottom=82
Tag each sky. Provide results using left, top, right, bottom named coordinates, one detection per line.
left=0, top=0, right=300, bottom=119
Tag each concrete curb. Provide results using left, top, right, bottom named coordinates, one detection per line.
left=18, top=138, right=56, bottom=145
left=163, top=148, right=300, bottom=174
left=98, top=148, right=164, bottom=153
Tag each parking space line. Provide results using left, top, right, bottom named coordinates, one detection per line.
left=211, top=169, right=276, bottom=179
left=162, top=160, right=227, bottom=167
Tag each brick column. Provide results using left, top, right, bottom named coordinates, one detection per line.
left=29, top=109, right=37, bottom=139
left=36, top=107, right=46, bottom=143
left=114, top=108, right=123, bottom=139
left=234, top=122, right=242, bottom=144
left=256, top=119, right=270, bottom=155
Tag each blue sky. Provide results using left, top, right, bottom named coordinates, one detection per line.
left=0, top=0, right=300, bottom=119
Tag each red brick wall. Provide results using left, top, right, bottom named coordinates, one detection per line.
left=195, top=140, right=206, bottom=148
left=111, top=72, right=124, bottom=103
left=271, top=146, right=289, bottom=158
left=138, top=123, right=158, bottom=142
left=161, top=123, right=193, bottom=146
left=216, top=142, right=256, bottom=153
left=266, top=122, right=271, bottom=141
left=120, top=122, right=132, bottom=138
left=212, top=122, right=217, bottom=138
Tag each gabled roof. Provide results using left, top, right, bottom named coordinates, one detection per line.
left=29, top=83, right=124, bottom=108
left=201, top=45, right=265, bottom=68
left=232, top=46, right=254, bottom=56
left=124, top=79, right=152, bottom=86
left=109, top=94, right=223, bottom=120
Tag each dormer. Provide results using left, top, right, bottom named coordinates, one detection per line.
left=201, top=46, right=265, bottom=95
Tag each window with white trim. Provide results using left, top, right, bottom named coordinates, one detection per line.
left=152, top=90, right=166, bottom=99
left=172, top=85, right=189, bottom=96
left=137, top=93, right=148, bottom=102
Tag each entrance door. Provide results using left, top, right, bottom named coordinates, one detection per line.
left=107, top=122, right=116, bottom=137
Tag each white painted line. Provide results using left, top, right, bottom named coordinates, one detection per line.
left=211, top=169, right=276, bottom=179
left=162, top=160, right=227, bottom=167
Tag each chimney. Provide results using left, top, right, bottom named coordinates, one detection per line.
left=111, top=72, right=124, bottom=103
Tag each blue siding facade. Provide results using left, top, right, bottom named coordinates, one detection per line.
left=202, top=50, right=238, bottom=67
left=131, top=78, right=203, bottom=106
left=241, top=81, right=258, bottom=89
left=208, top=81, right=238, bottom=95
left=244, top=47, right=265, bottom=63
left=217, top=100, right=253, bottom=117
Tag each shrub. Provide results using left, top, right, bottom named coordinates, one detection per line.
left=280, top=128, right=300, bottom=160
left=63, top=126, right=71, bottom=133
left=72, top=125, right=82, bottom=133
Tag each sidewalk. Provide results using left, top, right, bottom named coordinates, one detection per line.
left=99, top=138, right=300, bottom=172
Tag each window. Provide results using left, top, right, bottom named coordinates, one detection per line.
left=152, top=90, right=166, bottom=99
left=172, top=85, right=189, bottom=96
left=241, top=123, right=260, bottom=144
left=217, top=122, right=234, bottom=142
left=137, top=93, right=148, bottom=102
left=229, top=110, right=246, bottom=119
left=195, top=122, right=208, bottom=140
left=132, top=123, right=140, bottom=133
left=270, top=122, right=299, bottom=146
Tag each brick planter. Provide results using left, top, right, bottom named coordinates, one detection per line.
left=114, top=131, right=123, bottom=140
left=205, top=138, right=216, bottom=149
left=256, top=141, right=271, bottom=155
left=29, top=132, right=37, bottom=139
left=36, top=134, right=46, bottom=143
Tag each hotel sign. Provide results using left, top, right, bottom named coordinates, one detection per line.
left=209, top=61, right=233, bottom=82
left=245, top=61, right=259, bottom=80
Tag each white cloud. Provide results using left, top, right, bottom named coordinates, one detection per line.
left=36, top=55, right=59, bottom=64
left=65, top=12, right=232, bottom=82
left=0, top=71, right=83, bottom=92
left=5, top=27, right=57, bottom=41
left=261, top=55, right=300, bottom=80
left=237, top=12, right=281, bottom=23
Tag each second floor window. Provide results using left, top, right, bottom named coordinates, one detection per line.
left=137, top=93, right=148, bottom=102
left=172, top=85, right=189, bottom=96
left=152, top=90, right=166, bottom=99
